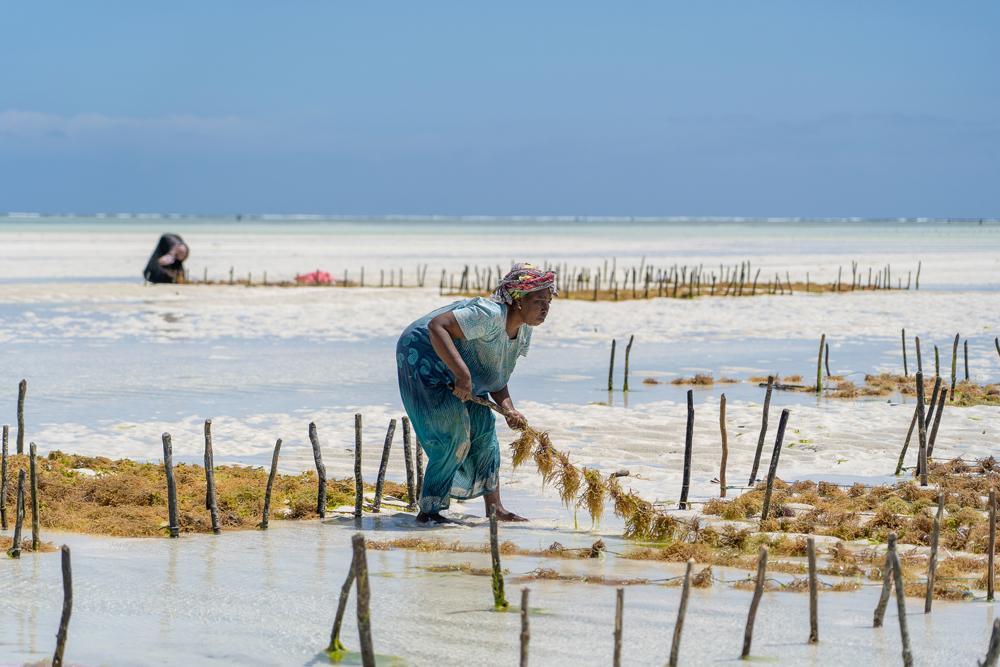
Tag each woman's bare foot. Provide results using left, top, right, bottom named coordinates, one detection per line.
left=415, top=512, right=456, bottom=525
left=484, top=488, right=529, bottom=522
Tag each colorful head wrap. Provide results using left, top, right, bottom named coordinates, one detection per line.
left=489, top=263, right=559, bottom=305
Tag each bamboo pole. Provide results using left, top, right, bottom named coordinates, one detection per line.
left=990, top=489, right=996, bottom=602
left=0, top=424, right=6, bottom=530
left=204, top=419, right=220, bottom=534
left=17, top=379, right=26, bottom=454
left=759, top=409, right=790, bottom=522
left=915, top=372, right=928, bottom=486
left=490, top=505, right=509, bottom=609
left=520, top=587, right=530, bottom=667
left=372, top=419, right=396, bottom=512
left=623, top=335, right=634, bottom=392
left=925, top=492, right=944, bottom=612
left=351, top=533, right=376, bottom=667
left=816, top=334, right=825, bottom=393
left=926, top=387, right=948, bottom=458
left=874, top=532, right=898, bottom=627
left=402, top=417, right=417, bottom=511
left=719, top=394, right=728, bottom=498
left=8, top=469, right=25, bottom=558
left=309, top=422, right=328, bottom=518
left=608, top=339, right=616, bottom=391
left=807, top=537, right=818, bottom=643
left=52, top=545, right=73, bottom=667
left=29, top=443, right=39, bottom=550
left=982, top=619, right=1000, bottom=667
left=260, top=439, right=282, bottom=530
left=891, top=549, right=914, bottom=667
left=679, top=390, right=694, bottom=509
left=741, top=545, right=769, bottom=659
left=353, top=415, right=364, bottom=517
left=747, top=376, right=774, bottom=485
left=328, top=553, right=356, bottom=655
left=894, top=405, right=920, bottom=475
left=668, top=559, right=694, bottom=667
left=162, top=433, right=179, bottom=538
left=613, top=587, right=624, bottom=667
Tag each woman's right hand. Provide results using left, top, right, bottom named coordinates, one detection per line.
left=452, top=373, right=473, bottom=401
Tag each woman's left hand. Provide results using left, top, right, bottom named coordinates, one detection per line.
left=504, top=409, right=526, bottom=430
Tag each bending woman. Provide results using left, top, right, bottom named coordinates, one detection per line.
left=396, top=263, right=556, bottom=524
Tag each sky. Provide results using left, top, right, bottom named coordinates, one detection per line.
left=0, top=2, right=997, bottom=218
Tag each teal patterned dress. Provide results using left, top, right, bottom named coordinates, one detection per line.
left=396, top=297, right=532, bottom=514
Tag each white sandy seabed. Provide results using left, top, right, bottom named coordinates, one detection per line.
left=1, top=223, right=999, bottom=665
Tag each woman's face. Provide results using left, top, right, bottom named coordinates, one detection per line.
left=517, top=290, right=552, bottom=326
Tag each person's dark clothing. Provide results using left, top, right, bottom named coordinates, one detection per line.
left=144, top=234, right=187, bottom=284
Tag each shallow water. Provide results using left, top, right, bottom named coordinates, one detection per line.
left=1, top=514, right=997, bottom=667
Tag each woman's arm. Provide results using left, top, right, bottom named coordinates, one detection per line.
left=489, top=385, right=526, bottom=429
left=428, top=312, right=472, bottom=401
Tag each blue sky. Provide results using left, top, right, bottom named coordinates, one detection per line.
left=0, top=2, right=997, bottom=217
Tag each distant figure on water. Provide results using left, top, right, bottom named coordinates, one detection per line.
left=143, top=234, right=188, bottom=284
left=396, top=263, right=556, bottom=524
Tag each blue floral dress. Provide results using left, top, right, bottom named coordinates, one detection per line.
left=396, top=297, right=532, bottom=514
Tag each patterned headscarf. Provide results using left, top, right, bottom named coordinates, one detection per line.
left=489, top=263, right=559, bottom=305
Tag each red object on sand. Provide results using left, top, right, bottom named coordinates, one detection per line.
left=295, top=271, right=335, bottom=285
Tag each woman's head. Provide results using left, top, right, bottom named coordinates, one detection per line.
left=490, top=263, right=558, bottom=307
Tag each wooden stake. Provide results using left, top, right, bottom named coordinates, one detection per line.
left=351, top=533, right=376, bottom=667
left=372, top=419, right=396, bottom=512
left=328, top=553, right=356, bottom=655
left=990, top=489, right=996, bottom=602
left=996, top=337, right=1000, bottom=362
left=489, top=505, right=509, bottom=609
left=52, top=544, right=73, bottom=667
left=925, top=492, right=943, bottom=612
left=613, top=587, right=624, bottom=667
left=982, top=619, right=1000, bottom=667
left=162, top=433, right=179, bottom=538
left=891, top=549, right=914, bottom=667
left=741, top=545, right=769, bottom=659
left=719, top=394, right=728, bottom=498
left=353, top=415, right=363, bottom=517
left=203, top=420, right=220, bottom=534
left=964, top=339, right=969, bottom=382
left=916, top=336, right=922, bottom=373
left=8, top=469, right=25, bottom=558
left=894, top=404, right=920, bottom=475
left=759, top=409, right=790, bottom=521
left=915, top=372, right=928, bottom=486
left=925, top=376, right=941, bottom=429
left=824, top=343, right=831, bottom=377
left=401, top=417, right=417, bottom=511
left=0, top=424, right=6, bottom=530
left=416, top=437, right=424, bottom=501
left=29, top=443, right=39, bottom=550
left=934, top=345, right=940, bottom=378
left=608, top=339, right=616, bottom=391
left=915, top=260, right=920, bottom=290
left=902, top=329, right=908, bottom=377
left=926, top=387, right=948, bottom=458
left=807, top=537, right=818, bottom=644
left=816, top=334, right=826, bottom=393
left=17, top=379, right=26, bottom=454
left=260, top=439, right=282, bottom=530
left=669, top=559, right=694, bottom=667
left=623, top=335, right=634, bottom=392
left=520, top=587, right=530, bottom=667
left=747, top=376, right=774, bottom=485
left=874, top=532, right=898, bottom=627
left=948, top=333, right=959, bottom=394
left=679, top=390, right=694, bottom=509
left=309, top=422, right=328, bottom=518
